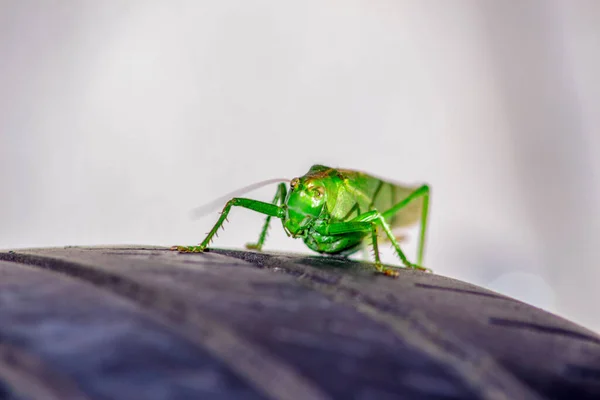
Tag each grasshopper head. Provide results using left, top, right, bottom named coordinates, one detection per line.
left=283, top=177, right=326, bottom=237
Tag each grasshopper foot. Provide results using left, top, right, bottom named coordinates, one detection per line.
left=380, top=268, right=400, bottom=278
left=407, top=263, right=433, bottom=273
left=373, top=263, right=400, bottom=278
left=170, top=245, right=206, bottom=253
left=245, top=243, right=263, bottom=251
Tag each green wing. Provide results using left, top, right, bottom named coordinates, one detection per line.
left=332, top=169, right=423, bottom=229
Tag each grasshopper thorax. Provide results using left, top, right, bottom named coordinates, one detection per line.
left=282, top=176, right=326, bottom=237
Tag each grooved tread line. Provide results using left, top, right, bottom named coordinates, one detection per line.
left=0, top=251, right=330, bottom=400
left=214, top=249, right=544, bottom=400
left=413, top=283, right=517, bottom=301
left=0, top=343, right=90, bottom=400
left=489, top=317, right=600, bottom=346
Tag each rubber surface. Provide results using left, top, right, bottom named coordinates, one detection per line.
left=0, top=246, right=598, bottom=400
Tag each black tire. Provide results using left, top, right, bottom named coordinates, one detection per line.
left=0, top=246, right=598, bottom=400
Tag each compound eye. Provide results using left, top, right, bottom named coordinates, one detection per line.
left=312, top=186, right=325, bottom=199
left=290, top=178, right=300, bottom=189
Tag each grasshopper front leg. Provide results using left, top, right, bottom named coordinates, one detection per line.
left=245, top=183, right=288, bottom=251
left=172, top=198, right=284, bottom=253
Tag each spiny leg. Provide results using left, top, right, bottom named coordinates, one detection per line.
left=320, top=215, right=401, bottom=276
left=246, top=183, right=287, bottom=251
left=375, top=214, right=431, bottom=272
left=324, top=210, right=430, bottom=272
left=172, top=198, right=284, bottom=253
left=382, top=185, right=430, bottom=266
left=370, top=224, right=399, bottom=277
left=370, top=224, right=382, bottom=265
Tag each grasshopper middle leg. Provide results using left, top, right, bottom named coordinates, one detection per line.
left=245, top=183, right=287, bottom=251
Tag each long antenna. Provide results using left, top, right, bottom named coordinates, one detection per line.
left=189, top=178, right=290, bottom=220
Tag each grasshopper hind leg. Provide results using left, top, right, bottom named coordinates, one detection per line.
left=381, top=184, right=432, bottom=271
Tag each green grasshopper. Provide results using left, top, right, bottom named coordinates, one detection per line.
left=173, top=165, right=431, bottom=276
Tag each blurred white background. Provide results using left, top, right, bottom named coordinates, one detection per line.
left=1, top=1, right=599, bottom=332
